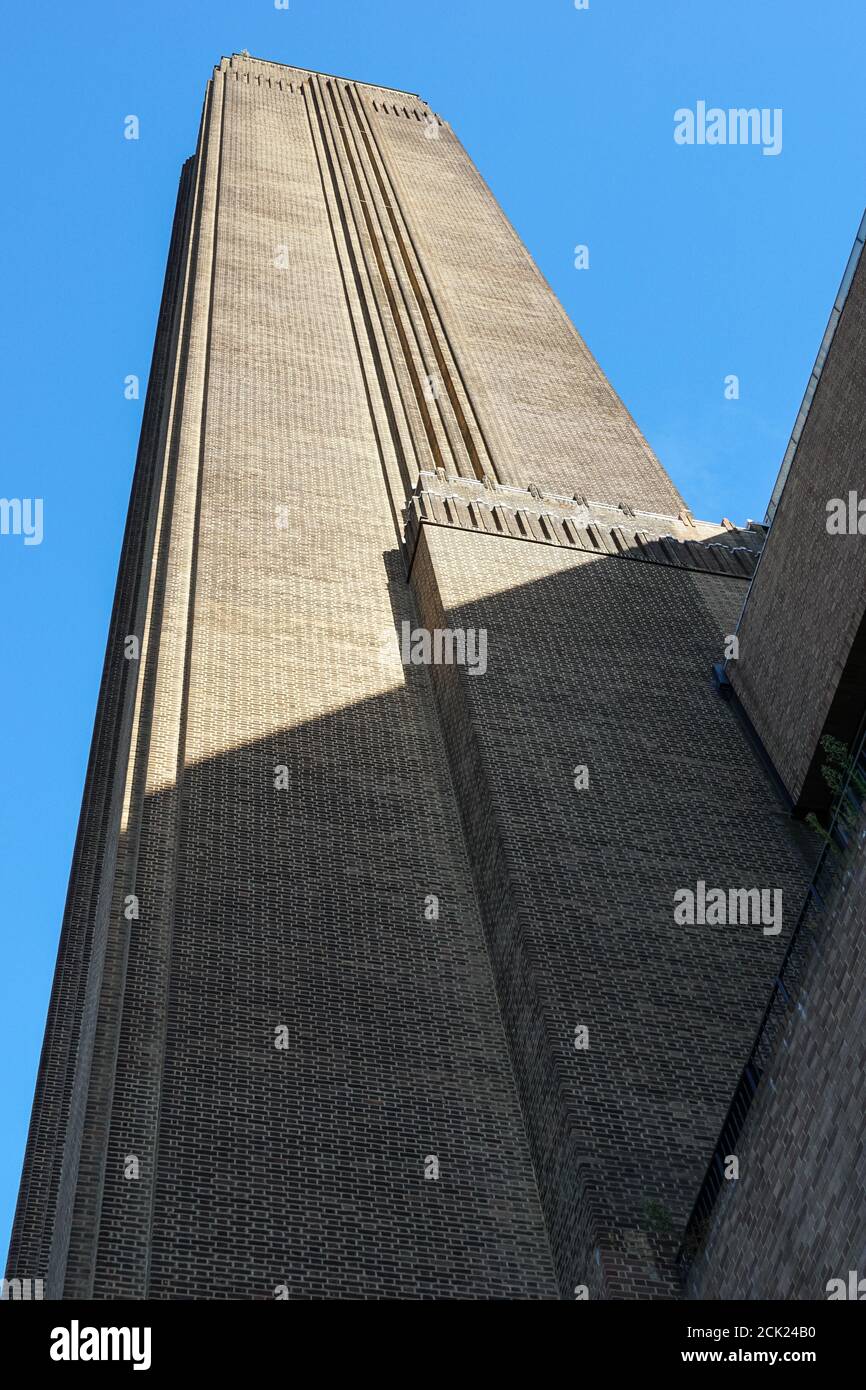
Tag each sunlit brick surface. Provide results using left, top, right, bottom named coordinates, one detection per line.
left=730, top=244, right=866, bottom=807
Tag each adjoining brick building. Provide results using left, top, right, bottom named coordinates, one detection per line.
left=6, top=56, right=863, bottom=1299
left=684, top=210, right=866, bottom=1301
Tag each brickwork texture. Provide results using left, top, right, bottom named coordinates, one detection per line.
left=686, top=835, right=866, bottom=1299
left=7, top=54, right=826, bottom=1300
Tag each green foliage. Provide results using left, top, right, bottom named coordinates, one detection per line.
left=643, top=1198, right=675, bottom=1235
left=806, top=736, right=866, bottom=859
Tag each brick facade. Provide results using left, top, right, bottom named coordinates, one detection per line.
left=686, top=830, right=866, bottom=1300
left=730, top=230, right=866, bottom=809
left=410, top=522, right=809, bottom=1296
left=7, top=54, right=835, bottom=1300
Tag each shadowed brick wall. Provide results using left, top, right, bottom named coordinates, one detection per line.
left=410, top=522, right=810, bottom=1297
left=686, top=832, right=866, bottom=1300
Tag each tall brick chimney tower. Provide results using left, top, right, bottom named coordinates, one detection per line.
left=7, top=55, right=811, bottom=1299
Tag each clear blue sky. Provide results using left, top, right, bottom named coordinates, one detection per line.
left=2, top=0, right=864, bottom=1260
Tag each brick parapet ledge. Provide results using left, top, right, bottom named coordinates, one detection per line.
left=403, top=471, right=763, bottom=580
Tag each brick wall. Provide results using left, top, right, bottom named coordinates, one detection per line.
left=730, top=238, right=866, bottom=807
left=410, top=522, right=810, bottom=1297
left=9, top=57, right=559, bottom=1300
left=687, top=832, right=866, bottom=1299
left=7, top=53, right=820, bottom=1301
